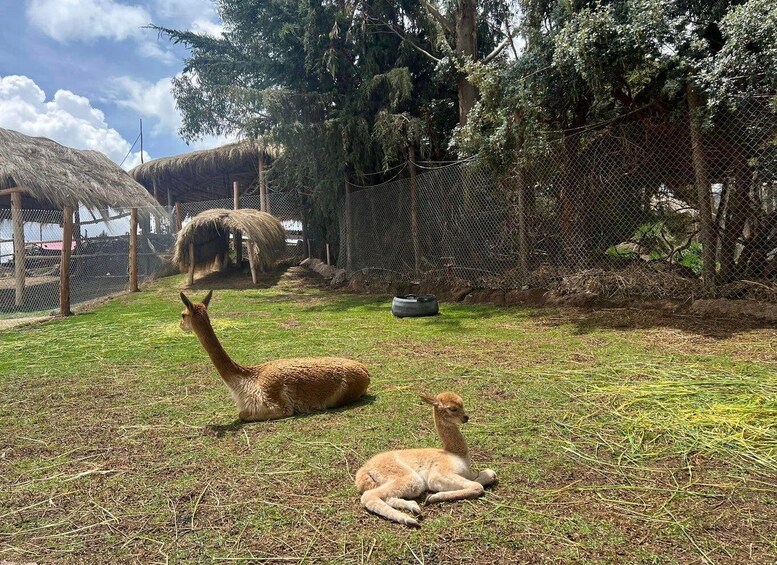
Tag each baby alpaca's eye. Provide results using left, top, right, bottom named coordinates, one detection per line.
left=449, top=407, right=458, bottom=412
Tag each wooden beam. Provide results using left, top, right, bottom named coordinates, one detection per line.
left=129, top=208, right=138, bottom=292
left=11, top=191, right=25, bottom=307
left=60, top=205, right=73, bottom=316
left=0, top=187, right=31, bottom=197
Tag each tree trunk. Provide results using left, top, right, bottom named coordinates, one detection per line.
left=686, top=83, right=716, bottom=288
left=719, top=164, right=751, bottom=281
left=559, top=134, right=589, bottom=266
left=456, top=0, right=478, bottom=126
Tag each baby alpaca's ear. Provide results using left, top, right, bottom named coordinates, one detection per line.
left=419, top=394, right=439, bottom=407
left=202, top=290, right=214, bottom=308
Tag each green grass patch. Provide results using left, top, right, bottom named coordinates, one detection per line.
left=0, top=267, right=775, bottom=563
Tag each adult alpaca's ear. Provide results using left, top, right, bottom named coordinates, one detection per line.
left=202, top=290, right=213, bottom=309
left=180, top=292, right=194, bottom=311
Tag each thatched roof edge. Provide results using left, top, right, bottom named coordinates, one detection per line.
left=0, top=127, right=167, bottom=219
left=130, top=140, right=281, bottom=187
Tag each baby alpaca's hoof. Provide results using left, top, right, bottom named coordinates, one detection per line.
left=407, top=501, right=422, bottom=515
left=402, top=516, right=421, bottom=528
left=479, top=468, right=497, bottom=485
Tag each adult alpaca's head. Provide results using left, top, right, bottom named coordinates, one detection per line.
left=180, top=290, right=213, bottom=333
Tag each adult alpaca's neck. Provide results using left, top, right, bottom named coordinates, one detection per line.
left=433, top=410, right=469, bottom=458
left=193, top=317, right=248, bottom=383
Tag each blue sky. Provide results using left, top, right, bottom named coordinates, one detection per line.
left=0, top=0, right=231, bottom=169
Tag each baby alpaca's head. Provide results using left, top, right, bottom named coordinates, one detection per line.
left=420, top=392, right=469, bottom=425
left=179, top=290, right=213, bottom=332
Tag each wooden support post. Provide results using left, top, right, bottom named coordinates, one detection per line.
left=175, top=202, right=182, bottom=233
left=409, top=145, right=421, bottom=277
left=247, top=241, right=258, bottom=284
left=11, top=190, right=25, bottom=307
left=153, top=179, right=161, bottom=233
left=345, top=177, right=353, bottom=273
left=60, top=205, right=73, bottom=316
left=188, top=242, right=195, bottom=286
left=233, top=181, right=242, bottom=267
left=307, top=239, right=312, bottom=259
left=326, top=243, right=331, bottom=266
left=516, top=167, right=529, bottom=281
left=129, top=208, right=138, bottom=292
left=259, top=153, right=267, bottom=212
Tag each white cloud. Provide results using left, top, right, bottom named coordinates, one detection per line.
left=0, top=75, right=147, bottom=169
left=108, top=76, right=180, bottom=136
left=26, top=0, right=223, bottom=64
left=26, top=0, right=150, bottom=43
left=105, top=75, right=238, bottom=150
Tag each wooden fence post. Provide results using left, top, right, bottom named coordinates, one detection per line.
left=233, top=181, right=242, bottom=267
left=129, top=208, right=138, bottom=292
left=409, top=145, right=420, bottom=277
left=345, top=177, right=353, bottom=273
left=60, top=205, right=73, bottom=316
left=11, top=190, right=25, bottom=307
left=259, top=153, right=267, bottom=212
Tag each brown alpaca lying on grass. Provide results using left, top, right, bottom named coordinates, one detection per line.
left=355, top=392, right=496, bottom=527
left=179, top=291, right=371, bottom=422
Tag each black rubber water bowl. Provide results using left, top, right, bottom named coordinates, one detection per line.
left=391, top=294, right=439, bottom=318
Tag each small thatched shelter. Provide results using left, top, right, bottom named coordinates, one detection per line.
left=0, top=127, right=167, bottom=313
left=130, top=141, right=279, bottom=207
left=174, top=208, right=286, bottom=285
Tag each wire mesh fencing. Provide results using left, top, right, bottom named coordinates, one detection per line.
left=340, top=96, right=777, bottom=301
left=0, top=207, right=175, bottom=319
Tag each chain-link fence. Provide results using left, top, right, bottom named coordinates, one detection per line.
left=340, top=96, right=777, bottom=301
left=0, top=191, right=304, bottom=320
left=0, top=207, right=175, bottom=319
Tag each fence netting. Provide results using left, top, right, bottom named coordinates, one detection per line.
left=1, top=191, right=304, bottom=319
left=340, top=96, right=777, bottom=301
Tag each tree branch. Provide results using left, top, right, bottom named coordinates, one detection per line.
left=375, top=19, right=441, bottom=63
left=420, top=0, right=453, bottom=35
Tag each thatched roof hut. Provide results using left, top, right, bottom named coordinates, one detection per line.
left=130, top=141, right=278, bottom=204
left=0, top=127, right=166, bottom=217
left=174, top=208, right=286, bottom=284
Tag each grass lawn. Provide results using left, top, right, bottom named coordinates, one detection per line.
left=1, top=267, right=775, bottom=564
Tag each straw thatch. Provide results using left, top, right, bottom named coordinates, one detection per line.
left=0, top=127, right=167, bottom=218
left=130, top=141, right=279, bottom=203
left=174, top=208, right=286, bottom=272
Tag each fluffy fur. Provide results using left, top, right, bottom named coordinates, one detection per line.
left=355, top=392, right=496, bottom=527
left=180, top=291, right=370, bottom=421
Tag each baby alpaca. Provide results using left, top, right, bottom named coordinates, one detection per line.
left=355, top=392, right=496, bottom=527
left=180, top=291, right=370, bottom=421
